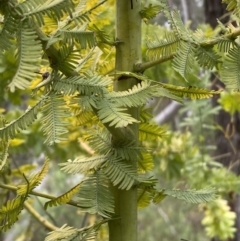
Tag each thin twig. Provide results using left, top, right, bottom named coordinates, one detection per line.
left=34, top=196, right=58, bottom=226
left=135, top=54, right=175, bottom=72
left=24, top=201, right=58, bottom=231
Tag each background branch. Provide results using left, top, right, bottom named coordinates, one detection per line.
left=24, top=201, right=58, bottom=231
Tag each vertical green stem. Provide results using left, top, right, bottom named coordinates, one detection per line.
left=108, top=1, right=141, bottom=241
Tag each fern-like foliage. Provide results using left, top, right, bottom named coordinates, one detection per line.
left=17, top=158, right=49, bottom=195
left=172, top=41, right=196, bottom=80
left=0, top=97, right=46, bottom=141
left=59, top=29, right=95, bottom=49
left=59, top=155, right=107, bottom=174
left=40, top=93, right=70, bottom=145
left=45, top=222, right=100, bottom=241
left=85, top=129, right=111, bottom=154
left=76, top=171, right=114, bottom=218
left=97, top=99, right=139, bottom=128
left=0, top=13, right=18, bottom=51
left=140, top=4, right=161, bottom=21
left=217, top=38, right=235, bottom=52
left=195, top=46, right=221, bottom=69
left=139, top=123, right=168, bottom=141
left=44, top=183, right=81, bottom=210
left=147, top=31, right=179, bottom=60
left=221, top=46, right=240, bottom=90
left=0, top=140, right=9, bottom=171
left=159, top=188, right=217, bottom=204
left=222, top=0, right=240, bottom=18
left=112, top=143, right=144, bottom=163
left=16, top=0, right=74, bottom=26
left=103, top=158, right=138, bottom=190
left=61, top=0, right=90, bottom=27
left=138, top=152, right=154, bottom=173
left=54, top=73, right=111, bottom=96
left=85, top=128, right=144, bottom=163
left=55, top=45, right=82, bottom=74
left=166, top=9, right=190, bottom=40
left=159, top=83, right=222, bottom=100
left=8, top=21, right=42, bottom=92
left=0, top=195, right=27, bottom=231
left=137, top=187, right=154, bottom=209
left=74, top=110, right=96, bottom=126
left=106, top=81, right=158, bottom=108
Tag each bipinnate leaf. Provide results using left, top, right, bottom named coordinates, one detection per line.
left=59, top=155, right=107, bottom=174
left=154, top=188, right=217, bottom=204
left=8, top=21, right=42, bottom=92
left=17, top=158, right=49, bottom=195
left=45, top=222, right=100, bottom=241
left=0, top=195, right=27, bottom=231
left=76, top=172, right=115, bottom=218
left=44, top=183, right=81, bottom=210
left=0, top=97, right=46, bottom=141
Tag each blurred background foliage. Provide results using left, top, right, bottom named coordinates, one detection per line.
left=1, top=0, right=240, bottom=240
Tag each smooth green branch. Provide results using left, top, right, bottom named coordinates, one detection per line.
left=135, top=53, right=175, bottom=72
left=0, top=183, right=81, bottom=208
left=200, top=27, right=240, bottom=47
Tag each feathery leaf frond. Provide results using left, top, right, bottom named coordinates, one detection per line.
left=139, top=123, right=168, bottom=141
left=76, top=172, right=114, bottom=218
left=167, top=10, right=190, bottom=40
left=112, top=144, right=143, bottom=162
left=54, top=74, right=110, bottom=96
left=59, top=155, right=107, bottom=174
left=195, top=46, right=221, bottom=69
left=222, top=0, right=240, bottom=18
left=140, top=4, right=161, bottom=21
left=0, top=14, right=18, bottom=51
left=8, top=21, right=42, bottom=92
left=0, top=140, right=9, bottom=171
left=172, top=41, right=196, bottom=81
left=17, top=0, right=74, bottom=26
left=147, top=31, right=179, bottom=60
left=217, top=38, right=234, bottom=52
left=97, top=99, right=139, bottom=128
left=59, top=29, right=95, bottom=49
left=85, top=129, right=111, bottom=155
left=45, top=223, right=99, bottom=241
left=75, top=111, right=96, bottom=126
left=41, top=93, right=70, bottom=145
left=44, top=183, right=81, bottom=210
left=17, top=158, right=49, bottom=195
left=137, top=187, right=154, bottom=209
left=0, top=97, right=46, bottom=141
left=106, top=81, right=158, bottom=108
left=159, top=83, right=221, bottom=99
left=221, top=46, right=240, bottom=90
left=0, top=195, right=27, bottom=231
left=55, top=45, right=82, bottom=74
left=103, top=158, right=138, bottom=190
left=163, top=188, right=217, bottom=204
left=138, top=152, right=154, bottom=173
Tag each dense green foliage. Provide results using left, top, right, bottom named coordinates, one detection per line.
left=1, top=0, right=240, bottom=240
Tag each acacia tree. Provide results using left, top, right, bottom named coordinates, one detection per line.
left=0, top=0, right=239, bottom=240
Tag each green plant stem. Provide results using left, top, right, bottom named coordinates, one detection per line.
left=136, top=53, right=175, bottom=72
left=108, top=1, right=141, bottom=241
left=0, top=183, right=80, bottom=208
left=24, top=201, right=58, bottom=231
